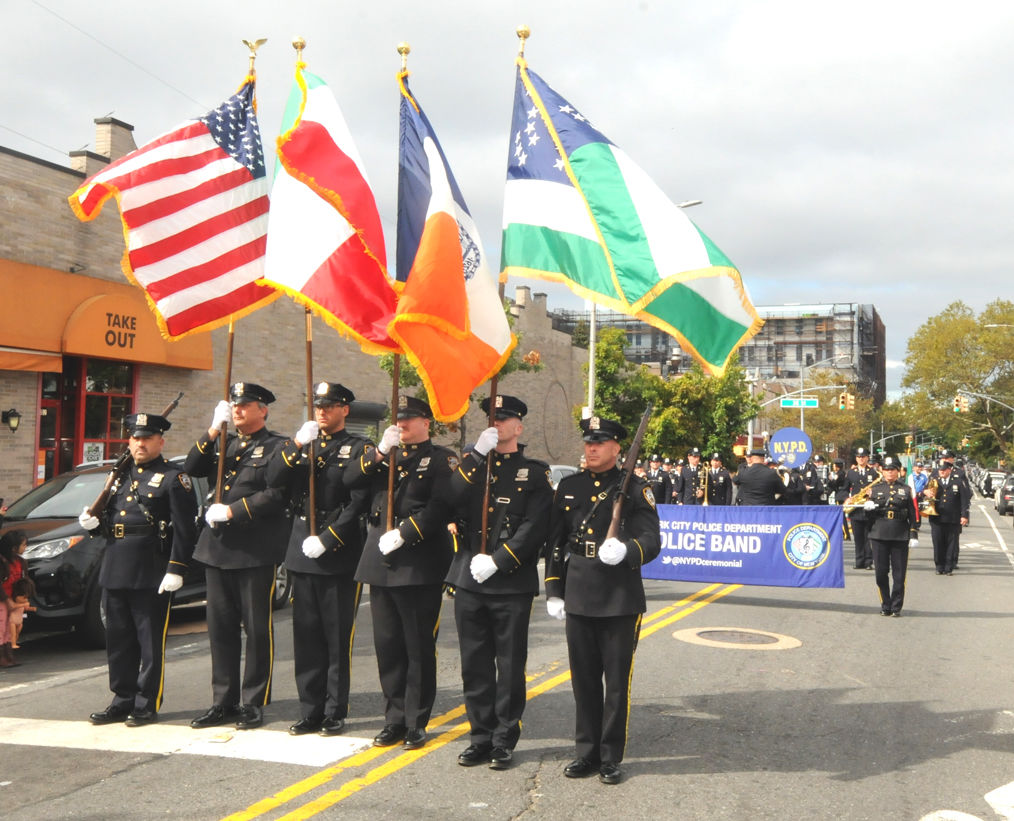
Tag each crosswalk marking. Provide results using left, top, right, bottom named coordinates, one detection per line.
left=0, top=717, right=371, bottom=767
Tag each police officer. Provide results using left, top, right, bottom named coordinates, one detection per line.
left=545, top=416, right=661, bottom=785
left=704, top=453, right=733, bottom=505
left=186, top=383, right=291, bottom=730
left=82, top=413, right=197, bottom=727
left=674, top=447, right=704, bottom=505
left=844, top=448, right=878, bottom=569
left=447, top=395, right=553, bottom=770
left=645, top=454, right=671, bottom=505
left=350, top=395, right=456, bottom=751
left=732, top=449, right=784, bottom=505
left=924, top=461, right=970, bottom=575
left=278, top=382, right=372, bottom=736
left=863, top=455, right=920, bottom=616
left=801, top=455, right=827, bottom=505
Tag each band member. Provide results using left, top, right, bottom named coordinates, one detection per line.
left=863, top=455, right=919, bottom=616
left=673, top=447, right=704, bottom=505
left=732, top=449, right=784, bottom=505
left=350, top=395, right=455, bottom=751
left=844, top=448, right=878, bottom=569
left=801, top=455, right=827, bottom=505
left=704, top=453, right=733, bottom=506
left=447, top=395, right=553, bottom=770
left=645, top=454, right=672, bottom=506
left=545, top=416, right=661, bottom=785
left=278, top=382, right=372, bottom=736
left=186, top=383, right=291, bottom=731
left=924, top=461, right=970, bottom=575
left=81, top=413, right=197, bottom=727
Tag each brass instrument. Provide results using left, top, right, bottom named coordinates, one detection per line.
left=921, top=478, right=939, bottom=516
left=700, top=465, right=709, bottom=506
left=842, top=471, right=883, bottom=512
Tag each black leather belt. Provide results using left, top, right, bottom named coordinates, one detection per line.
left=570, top=540, right=599, bottom=558
left=112, top=523, right=156, bottom=538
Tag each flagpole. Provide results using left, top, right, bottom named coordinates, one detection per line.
left=587, top=302, right=597, bottom=416
left=386, top=355, right=400, bottom=534
left=213, top=318, right=235, bottom=516
left=304, top=308, right=317, bottom=535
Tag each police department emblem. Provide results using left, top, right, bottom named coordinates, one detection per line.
left=316, top=382, right=329, bottom=396
left=458, top=222, right=480, bottom=281
left=782, top=522, right=831, bottom=570
left=178, top=474, right=192, bottom=492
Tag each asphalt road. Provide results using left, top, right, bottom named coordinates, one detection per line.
left=1, top=500, right=1012, bottom=821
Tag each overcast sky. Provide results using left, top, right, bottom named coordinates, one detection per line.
left=5, top=0, right=1012, bottom=396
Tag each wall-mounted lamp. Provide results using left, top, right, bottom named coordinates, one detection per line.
left=2, top=409, right=22, bottom=433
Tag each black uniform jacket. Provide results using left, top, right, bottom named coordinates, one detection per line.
left=98, top=455, right=198, bottom=589
left=844, top=466, right=879, bottom=520
left=445, top=446, right=553, bottom=595
left=824, top=468, right=850, bottom=504
left=867, top=480, right=920, bottom=541
left=545, top=467, right=661, bottom=617
left=278, top=429, right=373, bottom=576
left=349, top=440, right=456, bottom=587
left=800, top=462, right=825, bottom=504
left=704, top=468, right=733, bottom=506
left=926, top=475, right=971, bottom=524
left=733, top=463, right=784, bottom=506
left=645, top=469, right=672, bottom=508
left=674, top=464, right=703, bottom=505
left=184, top=426, right=291, bottom=569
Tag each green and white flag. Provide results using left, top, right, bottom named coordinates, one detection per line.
left=501, top=58, right=762, bottom=376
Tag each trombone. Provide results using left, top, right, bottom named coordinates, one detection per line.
left=700, top=465, right=709, bottom=506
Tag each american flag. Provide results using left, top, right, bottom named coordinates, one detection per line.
left=69, top=79, right=277, bottom=339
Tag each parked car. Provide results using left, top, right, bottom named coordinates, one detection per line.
left=994, top=475, right=1014, bottom=515
left=549, top=464, right=579, bottom=489
left=0, top=458, right=291, bottom=648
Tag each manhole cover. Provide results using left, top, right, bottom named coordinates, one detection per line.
left=698, top=629, right=779, bottom=645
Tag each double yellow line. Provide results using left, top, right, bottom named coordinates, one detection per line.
left=224, top=582, right=740, bottom=821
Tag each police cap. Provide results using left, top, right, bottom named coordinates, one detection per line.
left=125, top=413, right=171, bottom=437
left=881, top=455, right=902, bottom=470
left=396, top=395, right=433, bottom=420
left=748, top=448, right=767, bottom=458
left=480, top=394, right=527, bottom=420
left=855, top=447, right=869, bottom=457
left=688, top=447, right=702, bottom=457
left=939, top=449, right=955, bottom=459
left=650, top=453, right=661, bottom=462
left=230, top=382, right=275, bottom=405
left=313, top=381, right=355, bottom=406
left=579, top=415, right=627, bottom=443
left=710, top=452, right=722, bottom=462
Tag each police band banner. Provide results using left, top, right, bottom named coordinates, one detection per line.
left=644, top=504, right=845, bottom=588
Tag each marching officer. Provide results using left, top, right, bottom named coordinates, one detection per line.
left=278, top=382, right=372, bottom=736
left=447, top=395, right=553, bottom=770
left=350, top=395, right=456, bottom=751
left=82, top=413, right=197, bottom=727
left=923, top=461, right=970, bottom=575
left=863, top=455, right=920, bottom=616
left=704, top=453, right=733, bottom=505
left=185, top=383, right=291, bottom=730
left=732, top=449, right=784, bottom=505
left=645, top=454, right=671, bottom=505
left=673, top=447, right=704, bottom=504
left=801, top=455, right=827, bottom=505
left=844, top=448, right=878, bottom=569
left=545, top=415, right=661, bottom=785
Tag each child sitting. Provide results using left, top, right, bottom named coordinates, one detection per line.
left=8, top=578, right=36, bottom=650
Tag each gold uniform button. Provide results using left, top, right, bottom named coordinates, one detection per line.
left=224, top=485, right=231, bottom=491
left=587, top=528, right=594, bottom=534
left=119, top=511, right=126, bottom=516
left=241, top=441, right=248, bottom=448
left=594, top=481, right=601, bottom=487
left=489, top=507, right=495, bottom=513
left=126, top=496, right=133, bottom=501
left=591, top=495, right=598, bottom=501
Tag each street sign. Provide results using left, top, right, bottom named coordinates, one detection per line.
left=780, top=397, right=819, bottom=408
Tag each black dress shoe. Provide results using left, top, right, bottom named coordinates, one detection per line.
left=190, top=705, right=241, bottom=729
left=373, top=724, right=407, bottom=747
left=403, top=728, right=427, bottom=749
left=458, top=743, right=493, bottom=766
left=319, top=716, right=345, bottom=736
left=289, top=717, right=323, bottom=736
left=89, top=705, right=131, bottom=725
left=599, top=762, right=622, bottom=784
left=125, top=709, right=158, bottom=727
left=564, top=757, right=599, bottom=778
left=235, top=705, right=263, bottom=730
left=880, top=610, right=892, bottom=617
left=489, top=747, right=513, bottom=770
left=892, top=611, right=902, bottom=617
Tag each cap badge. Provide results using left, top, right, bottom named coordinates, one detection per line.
left=136, top=413, right=148, bottom=427
left=589, top=416, right=600, bottom=430
left=316, top=382, right=329, bottom=396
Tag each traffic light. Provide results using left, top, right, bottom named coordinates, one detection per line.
left=838, top=392, right=846, bottom=410
left=953, top=395, right=962, bottom=412
left=960, top=396, right=971, bottom=413
left=846, top=393, right=855, bottom=410
left=961, top=436, right=970, bottom=448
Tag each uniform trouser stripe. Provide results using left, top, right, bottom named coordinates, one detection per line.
left=154, top=591, right=173, bottom=711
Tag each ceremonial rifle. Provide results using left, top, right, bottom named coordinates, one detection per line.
left=86, top=392, right=184, bottom=517
left=606, top=404, right=653, bottom=540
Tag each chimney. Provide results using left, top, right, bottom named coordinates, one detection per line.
left=533, top=292, right=548, bottom=314
left=94, top=117, right=136, bottom=161
left=69, top=149, right=111, bottom=177
left=514, top=285, right=530, bottom=307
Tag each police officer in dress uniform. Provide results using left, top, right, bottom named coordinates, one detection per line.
left=924, top=461, right=970, bottom=575
left=82, top=413, right=198, bottom=727
left=844, top=448, right=878, bottom=569
left=278, top=382, right=372, bottom=736
left=705, top=453, right=733, bottom=506
left=801, top=455, right=827, bottom=505
left=863, top=455, right=920, bottom=616
left=732, top=449, right=785, bottom=505
left=545, top=416, right=661, bottom=785
left=447, top=395, right=553, bottom=770
left=645, top=454, right=671, bottom=506
left=349, top=395, right=456, bottom=751
left=674, top=447, right=704, bottom=505
left=186, top=383, right=291, bottom=730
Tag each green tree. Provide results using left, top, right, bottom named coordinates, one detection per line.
left=571, top=319, right=590, bottom=349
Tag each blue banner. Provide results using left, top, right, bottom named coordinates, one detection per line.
left=643, top=504, right=845, bottom=588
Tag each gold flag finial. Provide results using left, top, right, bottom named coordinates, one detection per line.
left=397, top=42, right=411, bottom=72
left=516, top=25, right=530, bottom=57
left=242, top=38, right=267, bottom=75
left=292, top=36, right=306, bottom=63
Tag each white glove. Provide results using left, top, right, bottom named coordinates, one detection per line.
left=379, top=529, right=405, bottom=555
left=211, top=399, right=232, bottom=430
left=205, top=503, right=231, bottom=524
left=79, top=507, right=100, bottom=531
left=158, top=573, right=183, bottom=594
left=598, top=537, right=627, bottom=565
left=470, top=553, right=498, bottom=583
left=302, top=535, right=326, bottom=558
left=473, top=427, right=499, bottom=457
left=378, top=425, right=401, bottom=455
left=547, top=597, right=566, bottom=620
left=908, top=538, right=919, bottom=549
left=862, top=500, right=877, bottom=511
left=295, top=420, right=319, bottom=446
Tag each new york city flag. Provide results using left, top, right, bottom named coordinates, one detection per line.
left=501, top=58, right=762, bottom=376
